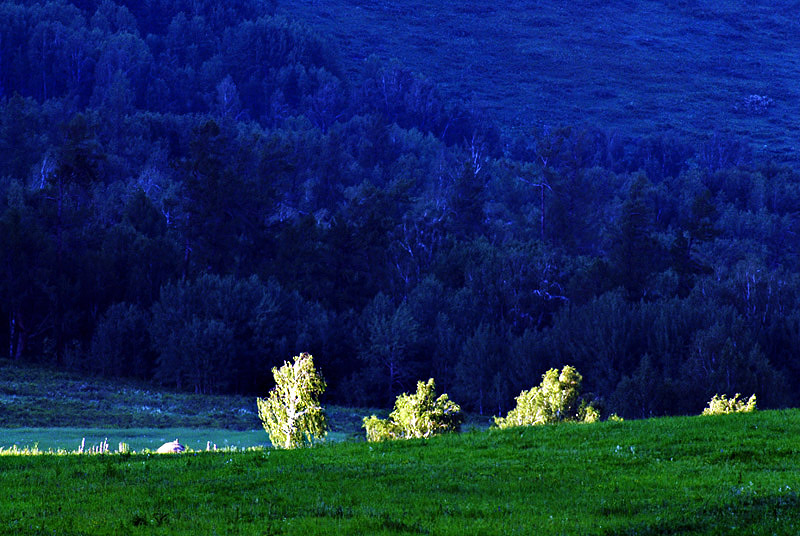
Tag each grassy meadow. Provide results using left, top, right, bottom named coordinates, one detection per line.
left=1, top=410, right=799, bottom=535
left=2, top=359, right=800, bottom=534
left=284, top=0, right=800, bottom=163
left=0, top=361, right=260, bottom=430
left=0, top=361, right=378, bottom=451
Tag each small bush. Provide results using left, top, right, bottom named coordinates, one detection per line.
left=495, top=365, right=598, bottom=428
left=363, top=379, right=463, bottom=441
left=702, top=393, right=757, bottom=416
left=579, top=400, right=601, bottom=423
left=256, top=353, right=328, bottom=449
left=362, top=415, right=399, bottom=443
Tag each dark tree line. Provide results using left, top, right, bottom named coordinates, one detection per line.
left=1, top=0, right=799, bottom=417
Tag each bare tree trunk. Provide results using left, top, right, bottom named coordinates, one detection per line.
left=0, top=33, right=4, bottom=99
left=41, top=32, right=47, bottom=101
left=183, top=238, right=191, bottom=279
left=8, top=313, right=14, bottom=360
left=9, top=312, right=25, bottom=360
left=541, top=182, right=545, bottom=239
left=388, top=359, right=396, bottom=403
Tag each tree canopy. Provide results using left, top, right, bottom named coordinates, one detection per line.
left=1, top=0, right=799, bottom=418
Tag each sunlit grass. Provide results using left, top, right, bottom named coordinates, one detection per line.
left=1, top=410, right=799, bottom=535
left=3, top=363, right=798, bottom=533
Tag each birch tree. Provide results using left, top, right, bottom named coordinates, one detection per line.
left=257, top=353, right=328, bottom=449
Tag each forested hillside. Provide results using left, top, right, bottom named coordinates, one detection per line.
left=1, top=0, right=799, bottom=418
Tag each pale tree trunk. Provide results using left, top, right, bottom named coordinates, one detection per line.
left=9, top=312, right=25, bottom=360
left=282, top=383, right=299, bottom=448
left=8, top=313, right=14, bottom=360
left=41, top=32, right=47, bottom=101
left=389, top=360, right=395, bottom=395
left=0, top=33, right=4, bottom=98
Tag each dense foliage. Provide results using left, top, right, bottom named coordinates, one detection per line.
left=1, top=0, right=799, bottom=417
left=702, top=393, right=757, bottom=416
left=256, top=352, right=327, bottom=449
left=363, top=378, right=462, bottom=441
left=494, top=366, right=598, bottom=428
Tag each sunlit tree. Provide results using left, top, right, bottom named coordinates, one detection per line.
left=257, top=353, right=328, bottom=449
left=495, top=365, right=598, bottom=428
left=363, top=378, right=462, bottom=441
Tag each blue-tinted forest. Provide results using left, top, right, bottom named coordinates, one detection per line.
left=1, top=0, right=799, bottom=418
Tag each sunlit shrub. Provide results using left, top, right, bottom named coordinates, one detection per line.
left=363, top=379, right=462, bottom=441
left=362, top=415, right=399, bottom=442
left=580, top=401, right=601, bottom=423
left=495, top=365, right=599, bottom=428
left=702, top=393, right=757, bottom=416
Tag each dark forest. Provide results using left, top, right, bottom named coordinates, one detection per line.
left=2, top=0, right=799, bottom=418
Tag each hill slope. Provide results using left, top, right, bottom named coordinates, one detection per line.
left=0, top=361, right=376, bottom=438
left=0, top=360, right=259, bottom=430
left=3, top=0, right=800, bottom=417
left=286, top=0, right=800, bottom=161
left=2, top=409, right=799, bottom=534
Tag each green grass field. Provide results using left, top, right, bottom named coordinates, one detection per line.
left=1, top=410, right=799, bottom=535
left=2, top=363, right=800, bottom=534
left=283, top=0, right=800, bottom=162
left=0, top=361, right=261, bottom=430
left=0, top=360, right=382, bottom=451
